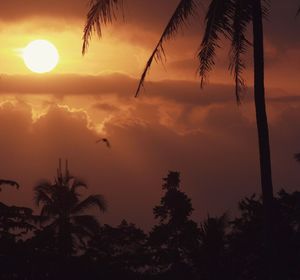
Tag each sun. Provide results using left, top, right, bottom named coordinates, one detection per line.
left=22, top=40, right=59, bottom=73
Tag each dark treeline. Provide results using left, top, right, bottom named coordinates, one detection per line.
left=0, top=161, right=300, bottom=279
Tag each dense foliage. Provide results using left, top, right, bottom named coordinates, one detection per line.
left=1, top=167, right=300, bottom=279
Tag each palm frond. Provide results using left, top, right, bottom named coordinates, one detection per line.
left=0, top=179, right=20, bottom=190
left=35, top=191, right=52, bottom=208
left=261, top=0, right=271, bottom=18
left=229, top=0, right=252, bottom=103
left=7, top=205, right=33, bottom=217
left=70, top=220, right=100, bottom=250
left=40, top=204, right=57, bottom=220
left=135, top=0, right=198, bottom=97
left=71, top=179, right=87, bottom=194
left=200, top=213, right=228, bottom=241
left=34, top=181, right=53, bottom=207
left=198, top=0, right=233, bottom=87
left=82, top=0, right=123, bottom=54
left=34, top=181, right=54, bottom=194
left=71, top=215, right=100, bottom=235
left=294, top=153, right=300, bottom=163
left=4, top=220, right=36, bottom=233
left=72, top=194, right=107, bottom=214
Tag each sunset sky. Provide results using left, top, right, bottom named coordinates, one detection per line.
left=0, top=0, right=300, bottom=229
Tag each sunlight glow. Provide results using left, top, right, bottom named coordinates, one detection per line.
left=22, top=40, right=59, bottom=73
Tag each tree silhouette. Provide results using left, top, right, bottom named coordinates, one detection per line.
left=229, top=195, right=265, bottom=279
left=83, top=1, right=275, bottom=277
left=229, top=192, right=300, bottom=280
left=199, top=2, right=276, bottom=277
left=148, top=171, right=199, bottom=277
left=87, top=220, right=148, bottom=273
left=0, top=180, right=34, bottom=245
left=33, top=159, right=107, bottom=256
left=0, top=183, right=36, bottom=279
left=197, top=214, right=229, bottom=280
left=0, top=203, right=34, bottom=240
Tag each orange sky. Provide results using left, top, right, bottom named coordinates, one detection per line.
left=0, top=0, right=300, bottom=228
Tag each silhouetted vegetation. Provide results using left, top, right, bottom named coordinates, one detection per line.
left=33, top=159, right=106, bottom=257
left=0, top=165, right=300, bottom=279
left=83, top=1, right=278, bottom=278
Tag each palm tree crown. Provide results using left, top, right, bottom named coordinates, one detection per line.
left=34, top=159, right=107, bottom=255
left=82, top=0, right=269, bottom=100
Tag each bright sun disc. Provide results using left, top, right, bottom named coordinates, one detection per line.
left=22, top=40, right=59, bottom=73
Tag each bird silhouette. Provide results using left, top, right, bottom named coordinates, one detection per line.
left=96, top=138, right=111, bottom=148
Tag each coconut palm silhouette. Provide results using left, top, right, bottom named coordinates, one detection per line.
left=82, top=1, right=275, bottom=277
left=34, top=159, right=107, bottom=256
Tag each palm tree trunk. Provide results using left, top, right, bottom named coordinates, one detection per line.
left=252, top=1, right=275, bottom=279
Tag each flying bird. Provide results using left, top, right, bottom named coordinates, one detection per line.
left=96, top=138, right=111, bottom=148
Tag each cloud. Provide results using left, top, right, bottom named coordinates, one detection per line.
left=92, top=102, right=120, bottom=113
left=0, top=73, right=298, bottom=103
left=0, top=1, right=300, bottom=231
left=0, top=1, right=87, bottom=21
left=1, top=80, right=300, bottom=229
left=1, top=1, right=300, bottom=90
left=1, top=0, right=299, bottom=51
left=0, top=73, right=136, bottom=97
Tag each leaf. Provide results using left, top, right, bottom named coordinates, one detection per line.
left=82, top=0, right=123, bottom=54
left=135, top=0, right=198, bottom=97
left=198, top=0, right=233, bottom=87
left=34, top=188, right=53, bottom=207
left=0, top=179, right=20, bottom=191
left=228, top=0, right=252, bottom=103
left=71, top=215, right=100, bottom=235
left=71, top=178, right=88, bottom=194
left=72, top=194, right=107, bottom=214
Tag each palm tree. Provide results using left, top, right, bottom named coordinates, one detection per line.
left=83, top=0, right=275, bottom=277
left=34, top=159, right=107, bottom=256
left=82, top=0, right=273, bottom=198
left=199, top=3, right=275, bottom=276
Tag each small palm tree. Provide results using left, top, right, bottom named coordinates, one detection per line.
left=34, top=159, right=107, bottom=256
